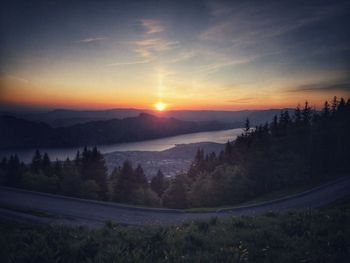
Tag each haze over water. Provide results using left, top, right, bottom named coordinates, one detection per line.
left=0, top=128, right=243, bottom=163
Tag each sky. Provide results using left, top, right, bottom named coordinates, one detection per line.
left=0, top=0, right=349, bottom=111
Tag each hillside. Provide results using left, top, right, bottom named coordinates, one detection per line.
left=0, top=113, right=233, bottom=148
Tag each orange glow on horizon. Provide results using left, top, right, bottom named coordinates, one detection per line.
left=155, top=102, right=166, bottom=111
left=1, top=94, right=346, bottom=111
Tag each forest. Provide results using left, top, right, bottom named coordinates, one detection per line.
left=1, top=97, right=349, bottom=209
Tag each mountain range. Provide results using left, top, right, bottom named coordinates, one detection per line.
left=0, top=113, right=234, bottom=149
left=3, top=108, right=293, bottom=127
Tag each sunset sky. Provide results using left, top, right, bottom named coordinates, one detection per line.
left=0, top=0, right=349, bottom=111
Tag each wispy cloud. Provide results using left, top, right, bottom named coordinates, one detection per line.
left=166, top=51, right=195, bottom=64
left=6, top=74, right=30, bottom=83
left=130, top=38, right=179, bottom=58
left=228, top=97, right=254, bottom=104
left=137, top=19, right=165, bottom=34
left=77, top=37, right=108, bottom=43
left=200, top=1, right=346, bottom=46
left=105, top=60, right=150, bottom=67
left=288, top=82, right=350, bottom=92
left=197, top=57, right=255, bottom=74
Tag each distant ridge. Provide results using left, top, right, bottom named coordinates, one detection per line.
left=0, top=113, right=234, bottom=149
left=4, top=108, right=294, bottom=127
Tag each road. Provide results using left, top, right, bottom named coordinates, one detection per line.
left=0, top=176, right=349, bottom=227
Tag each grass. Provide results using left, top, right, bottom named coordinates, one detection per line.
left=0, top=204, right=60, bottom=219
left=0, top=199, right=349, bottom=262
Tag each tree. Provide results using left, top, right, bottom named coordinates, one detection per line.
left=21, top=171, right=58, bottom=193
left=134, top=164, right=148, bottom=188
left=294, top=104, right=301, bottom=123
left=162, top=175, right=188, bottom=209
left=188, top=175, right=214, bottom=207
left=3, top=155, right=23, bottom=187
left=322, top=101, right=330, bottom=117
left=31, top=150, right=42, bottom=174
left=150, top=170, right=167, bottom=197
left=244, top=118, right=250, bottom=134
left=113, top=160, right=135, bottom=202
left=81, top=147, right=108, bottom=199
left=302, top=101, right=312, bottom=126
left=132, top=188, right=160, bottom=207
left=60, top=158, right=82, bottom=197
left=52, top=159, right=62, bottom=180
left=188, top=149, right=205, bottom=179
left=270, top=115, right=278, bottom=136
left=42, top=153, right=51, bottom=176
left=331, top=96, right=338, bottom=114
left=79, top=180, right=100, bottom=200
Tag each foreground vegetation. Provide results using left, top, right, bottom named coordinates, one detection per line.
left=1, top=200, right=349, bottom=263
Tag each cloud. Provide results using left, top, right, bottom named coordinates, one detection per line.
left=134, top=19, right=165, bottom=34
left=228, top=97, right=254, bottom=103
left=288, top=82, right=350, bottom=92
left=130, top=38, right=179, bottom=58
left=197, top=56, right=255, bottom=74
left=5, top=74, right=30, bottom=84
left=77, top=37, right=108, bottom=43
left=166, top=51, right=195, bottom=64
left=200, top=1, right=346, bottom=46
left=105, top=60, right=150, bottom=67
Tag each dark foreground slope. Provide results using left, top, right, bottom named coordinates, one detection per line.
left=0, top=199, right=349, bottom=262
left=0, top=113, right=232, bottom=148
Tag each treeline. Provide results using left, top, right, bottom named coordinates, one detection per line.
left=0, top=148, right=170, bottom=206
left=164, top=97, right=350, bottom=208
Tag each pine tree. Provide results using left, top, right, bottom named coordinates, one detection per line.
left=302, top=101, right=312, bottom=126
left=244, top=118, right=250, bottom=134
left=31, top=150, right=42, bottom=174
left=294, top=104, right=301, bottom=123
left=151, top=170, right=167, bottom=197
left=270, top=115, right=278, bottom=136
left=135, top=164, right=148, bottom=188
left=331, top=96, right=338, bottom=115
left=188, top=149, right=205, bottom=179
left=113, top=160, right=134, bottom=202
left=81, top=147, right=108, bottom=199
left=6, top=155, right=22, bottom=186
left=162, top=175, right=188, bottom=209
left=322, top=101, right=330, bottom=117
left=42, top=153, right=51, bottom=176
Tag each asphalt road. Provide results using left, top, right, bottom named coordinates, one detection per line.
left=0, top=176, right=349, bottom=227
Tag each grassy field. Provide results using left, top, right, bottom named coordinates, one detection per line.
left=0, top=199, right=349, bottom=262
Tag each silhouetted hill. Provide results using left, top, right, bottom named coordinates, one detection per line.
left=0, top=113, right=234, bottom=149
left=6, top=108, right=293, bottom=127
left=0, top=115, right=54, bottom=148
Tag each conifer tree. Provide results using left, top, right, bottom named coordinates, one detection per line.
left=151, top=169, right=167, bottom=197
left=31, top=150, right=42, bottom=174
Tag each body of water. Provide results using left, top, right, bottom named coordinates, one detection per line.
left=0, top=128, right=243, bottom=163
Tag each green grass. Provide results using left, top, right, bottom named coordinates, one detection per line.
left=0, top=204, right=59, bottom=219
left=1, top=199, right=349, bottom=262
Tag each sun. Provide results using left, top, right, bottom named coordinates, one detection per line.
left=155, top=102, right=166, bottom=111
